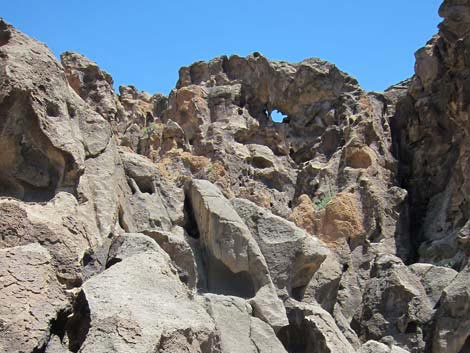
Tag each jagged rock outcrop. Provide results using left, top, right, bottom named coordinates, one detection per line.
left=393, top=0, right=470, bottom=269
left=1, top=1, right=470, bottom=352
left=61, top=51, right=167, bottom=152
left=187, top=179, right=288, bottom=329
left=432, top=263, right=470, bottom=353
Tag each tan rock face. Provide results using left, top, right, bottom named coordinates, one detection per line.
left=289, top=192, right=364, bottom=248
left=321, top=192, right=365, bottom=245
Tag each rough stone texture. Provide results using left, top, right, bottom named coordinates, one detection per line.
left=1, top=1, right=470, bottom=352
left=432, top=263, right=470, bottom=353
left=409, top=263, right=458, bottom=306
left=80, top=247, right=219, bottom=353
left=392, top=0, right=470, bottom=268
left=232, top=197, right=329, bottom=296
left=120, top=148, right=184, bottom=231
left=358, top=340, right=410, bottom=353
left=203, top=294, right=287, bottom=353
left=279, top=300, right=356, bottom=353
left=0, top=244, right=67, bottom=353
left=187, top=179, right=288, bottom=329
left=353, top=255, right=433, bottom=353
left=61, top=51, right=167, bottom=153
left=0, top=193, right=94, bottom=286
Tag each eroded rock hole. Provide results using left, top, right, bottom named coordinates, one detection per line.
left=105, top=257, right=122, bottom=269
left=291, top=285, right=307, bottom=301
left=0, top=91, right=74, bottom=201
left=66, top=291, right=91, bottom=353
left=46, top=101, right=61, bottom=117
left=277, top=321, right=308, bottom=353
left=205, top=255, right=256, bottom=298
left=183, top=194, right=200, bottom=239
left=271, top=109, right=287, bottom=123
left=50, top=308, right=70, bottom=342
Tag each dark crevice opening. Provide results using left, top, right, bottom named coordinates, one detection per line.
left=291, top=285, right=307, bottom=301
left=0, top=22, right=11, bottom=46
left=66, top=291, right=91, bottom=353
left=205, top=255, right=256, bottom=299
left=105, top=257, right=122, bottom=269
left=31, top=344, right=46, bottom=353
left=277, top=317, right=308, bottom=353
left=50, top=308, right=70, bottom=342
left=184, top=194, right=200, bottom=239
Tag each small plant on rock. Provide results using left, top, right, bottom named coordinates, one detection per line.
left=313, top=183, right=336, bottom=210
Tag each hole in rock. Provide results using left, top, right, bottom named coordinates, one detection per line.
left=271, top=109, right=288, bottom=123
left=291, top=285, right=307, bottom=301
left=105, top=257, right=122, bottom=269
left=50, top=308, right=70, bottom=341
left=135, top=178, right=155, bottom=194
left=405, top=321, right=418, bottom=334
left=206, top=255, right=256, bottom=299
left=250, top=156, right=273, bottom=169
left=183, top=195, right=200, bottom=239
left=66, top=101, right=76, bottom=118
left=277, top=320, right=309, bottom=353
left=81, top=250, right=94, bottom=267
left=46, top=101, right=60, bottom=117
left=31, top=344, right=47, bottom=353
left=0, top=92, right=74, bottom=202
left=0, top=27, right=11, bottom=46
left=66, top=291, right=91, bottom=353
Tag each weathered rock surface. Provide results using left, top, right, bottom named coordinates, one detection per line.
left=1, top=1, right=470, bottom=352
left=0, top=244, right=66, bottom=353
left=393, top=0, right=470, bottom=268
left=279, top=300, right=356, bottom=353
left=358, top=340, right=410, bottom=353
left=79, top=247, right=218, bottom=353
left=232, top=197, right=329, bottom=296
left=353, top=255, right=433, bottom=352
left=409, top=263, right=458, bottom=307
left=187, top=178, right=288, bottom=329
left=432, top=263, right=470, bottom=353
left=203, top=294, right=287, bottom=353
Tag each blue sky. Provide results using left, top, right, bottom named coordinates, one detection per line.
left=3, top=1, right=441, bottom=95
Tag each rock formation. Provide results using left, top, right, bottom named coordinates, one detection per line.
left=0, top=0, right=469, bottom=352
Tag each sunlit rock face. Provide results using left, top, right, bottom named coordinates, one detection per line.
left=1, top=1, right=470, bottom=352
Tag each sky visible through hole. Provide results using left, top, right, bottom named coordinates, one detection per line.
left=1, top=0, right=442, bottom=95
left=271, top=110, right=286, bottom=123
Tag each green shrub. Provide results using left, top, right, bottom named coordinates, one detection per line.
left=313, top=183, right=336, bottom=210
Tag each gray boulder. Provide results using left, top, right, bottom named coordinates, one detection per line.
left=187, top=179, right=288, bottom=329
left=0, top=244, right=67, bottom=353
left=232, top=197, right=329, bottom=297
left=79, top=246, right=219, bottom=353
left=432, top=263, right=470, bottom=353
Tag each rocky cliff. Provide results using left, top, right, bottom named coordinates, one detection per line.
left=0, top=1, right=469, bottom=352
